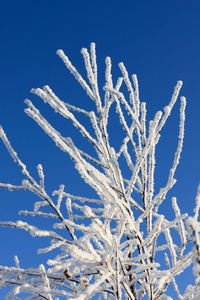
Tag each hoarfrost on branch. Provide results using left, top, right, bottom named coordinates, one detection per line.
left=0, top=43, right=199, bottom=299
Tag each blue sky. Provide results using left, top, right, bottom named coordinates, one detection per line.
left=0, top=0, right=200, bottom=298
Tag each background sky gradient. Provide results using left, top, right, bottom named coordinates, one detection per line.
left=0, top=1, right=200, bottom=299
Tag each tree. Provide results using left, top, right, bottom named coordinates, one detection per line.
left=0, top=43, right=199, bottom=300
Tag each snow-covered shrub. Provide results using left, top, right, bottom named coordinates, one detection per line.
left=0, top=43, right=199, bottom=299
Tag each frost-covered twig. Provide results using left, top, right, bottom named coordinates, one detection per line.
left=0, top=43, right=198, bottom=300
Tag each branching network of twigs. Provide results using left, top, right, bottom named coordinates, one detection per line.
left=0, top=43, right=200, bottom=300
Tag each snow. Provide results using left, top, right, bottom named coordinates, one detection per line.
left=0, top=42, right=199, bottom=300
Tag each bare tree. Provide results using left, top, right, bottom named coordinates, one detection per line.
left=0, top=43, right=199, bottom=300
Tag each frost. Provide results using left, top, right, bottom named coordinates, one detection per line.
left=0, top=42, right=199, bottom=300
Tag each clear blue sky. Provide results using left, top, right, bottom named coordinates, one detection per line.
left=0, top=0, right=200, bottom=298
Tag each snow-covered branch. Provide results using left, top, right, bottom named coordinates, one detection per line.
left=0, top=43, right=199, bottom=299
